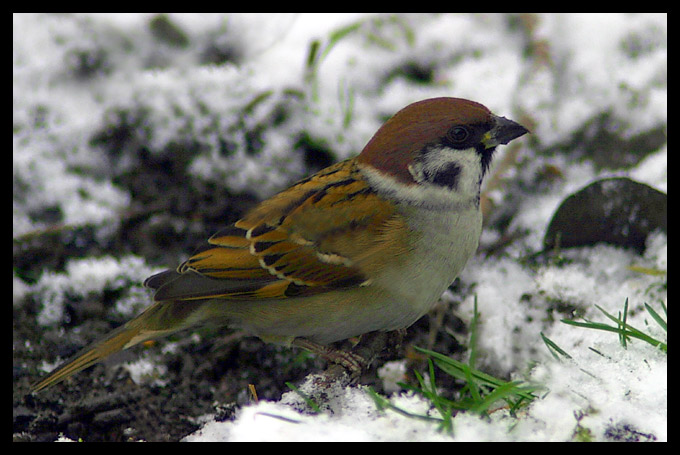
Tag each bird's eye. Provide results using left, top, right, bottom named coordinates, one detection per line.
left=446, top=126, right=469, bottom=144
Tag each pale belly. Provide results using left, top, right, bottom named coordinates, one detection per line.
left=218, top=204, right=482, bottom=345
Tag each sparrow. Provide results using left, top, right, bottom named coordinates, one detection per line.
left=30, top=97, right=528, bottom=392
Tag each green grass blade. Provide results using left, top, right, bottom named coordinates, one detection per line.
left=468, top=295, right=479, bottom=369
left=540, top=331, right=572, bottom=360
left=618, top=299, right=629, bottom=348
left=645, top=303, right=667, bottom=332
left=366, top=387, right=444, bottom=424
left=561, top=302, right=667, bottom=352
left=285, top=382, right=321, bottom=413
left=469, top=381, right=525, bottom=415
left=414, top=346, right=537, bottom=401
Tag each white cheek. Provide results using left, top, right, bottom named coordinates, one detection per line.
left=358, top=146, right=485, bottom=211
left=436, top=147, right=483, bottom=195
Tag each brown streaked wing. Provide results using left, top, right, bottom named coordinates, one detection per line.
left=148, top=159, right=405, bottom=302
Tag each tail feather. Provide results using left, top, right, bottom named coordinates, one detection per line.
left=30, top=300, right=202, bottom=393
left=30, top=323, right=143, bottom=393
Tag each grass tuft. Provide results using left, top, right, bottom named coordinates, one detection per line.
left=561, top=298, right=667, bottom=352
left=368, top=296, right=538, bottom=434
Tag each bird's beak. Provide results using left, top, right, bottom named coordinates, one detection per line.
left=483, top=115, right=529, bottom=148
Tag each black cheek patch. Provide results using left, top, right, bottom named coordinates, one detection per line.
left=426, top=162, right=462, bottom=190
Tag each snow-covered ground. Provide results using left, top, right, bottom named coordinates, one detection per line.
left=14, top=13, right=666, bottom=441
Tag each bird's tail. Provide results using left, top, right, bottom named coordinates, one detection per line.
left=30, top=300, right=204, bottom=393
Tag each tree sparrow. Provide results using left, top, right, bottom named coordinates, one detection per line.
left=31, top=97, right=528, bottom=392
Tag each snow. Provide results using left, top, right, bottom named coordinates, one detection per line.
left=185, top=376, right=453, bottom=442
left=30, top=256, right=156, bottom=326
left=14, top=13, right=666, bottom=441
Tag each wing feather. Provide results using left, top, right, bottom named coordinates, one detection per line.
left=148, top=159, right=410, bottom=302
